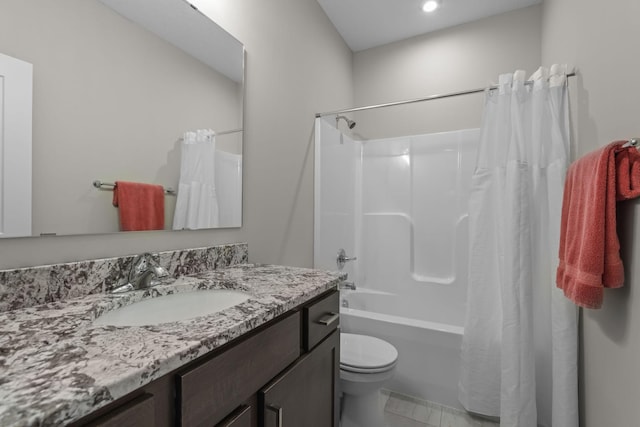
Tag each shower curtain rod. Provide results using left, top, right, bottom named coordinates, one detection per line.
left=315, top=73, right=576, bottom=117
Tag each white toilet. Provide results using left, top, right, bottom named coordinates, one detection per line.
left=340, top=333, right=398, bottom=427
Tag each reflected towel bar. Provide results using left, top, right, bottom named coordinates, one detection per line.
left=178, top=128, right=243, bottom=141
left=93, top=180, right=176, bottom=195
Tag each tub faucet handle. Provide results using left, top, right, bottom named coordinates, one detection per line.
left=337, top=248, right=357, bottom=270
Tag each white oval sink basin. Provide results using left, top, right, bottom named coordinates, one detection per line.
left=93, top=290, right=251, bottom=327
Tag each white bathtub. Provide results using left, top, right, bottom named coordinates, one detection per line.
left=340, top=288, right=464, bottom=410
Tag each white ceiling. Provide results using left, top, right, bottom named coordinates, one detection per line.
left=317, top=0, right=542, bottom=52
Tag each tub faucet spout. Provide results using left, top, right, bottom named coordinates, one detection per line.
left=340, top=281, right=356, bottom=291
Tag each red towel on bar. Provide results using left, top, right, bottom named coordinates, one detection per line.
left=112, top=181, right=165, bottom=231
left=556, top=140, right=640, bottom=308
left=615, top=145, right=640, bottom=200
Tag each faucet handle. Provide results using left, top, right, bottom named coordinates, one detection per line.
left=140, top=253, right=169, bottom=286
left=149, top=265, right=169, bottom=287
left=145, top=253, right=169, bottom=277
left=112, top=253, right=168, bottom=293
left=336, top=248, right=357, bottom=270
left=128, top=253, right=168, bottom=284
left=152, top=264, right=169, bottom=278
left=128, top=253, right=151, bottom=282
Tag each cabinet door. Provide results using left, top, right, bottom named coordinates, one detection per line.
left=259, top=330, right=339, bottom=427
left=216, top=404, right=254, bottom=427
left=178, top=312, right=300, bottom=427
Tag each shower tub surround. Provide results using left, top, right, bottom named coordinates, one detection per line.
left=315, top=119, right=479, bottom=409
left=0, top=244, right=345, bottom=426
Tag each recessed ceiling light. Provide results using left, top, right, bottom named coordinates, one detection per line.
left=422, top=0, right=440, bottom=13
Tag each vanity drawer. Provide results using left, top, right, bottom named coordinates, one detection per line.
left=177, top=312, right=300, bottom=427
left=82, top=393, right=154, bottom=427
left=303, top=290, right=339, bottom=351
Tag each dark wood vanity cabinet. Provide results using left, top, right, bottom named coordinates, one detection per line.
left=72, top=289, right=339, bottom=427
left=260, top=329, right=339, bottom=427
left=258, top=289, right=341, bottom=427
left=177, top=311, right=301, bottom=426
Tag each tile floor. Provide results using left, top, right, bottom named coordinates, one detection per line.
left=382, top=390, right=499, bottom=427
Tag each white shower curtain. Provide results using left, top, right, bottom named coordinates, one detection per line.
left=458, top=66, right=578, bottom=427
left=173, top=129, right=219, bottom=230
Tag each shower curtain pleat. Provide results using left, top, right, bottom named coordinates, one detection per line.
left=458, top=66, right=578, bottom=427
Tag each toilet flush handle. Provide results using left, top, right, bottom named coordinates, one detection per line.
left=336, top=248, right=357, bottom=270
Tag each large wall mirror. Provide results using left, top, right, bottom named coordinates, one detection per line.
left=0, top=0, right=244, bottom=237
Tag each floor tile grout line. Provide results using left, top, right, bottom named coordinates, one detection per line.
left=382, top=390, right=499, bottom=427
left=385, top=411, right=431, bottom=426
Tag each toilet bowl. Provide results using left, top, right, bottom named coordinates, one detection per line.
left=340, top=333, right=398, bottom=427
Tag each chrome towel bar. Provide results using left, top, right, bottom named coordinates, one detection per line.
left=93, top=180, right=176, bottom=195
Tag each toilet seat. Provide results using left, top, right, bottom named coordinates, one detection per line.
left=340, top=362, right=396, bottom=374
left=340, top=333, right=398, bottom=374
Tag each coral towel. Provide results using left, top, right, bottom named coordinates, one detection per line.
left=557, top=141, right=640, bottom=308
left=112, top=181, right=165, bottom=231
left=615, top=145, right=640, bottom=200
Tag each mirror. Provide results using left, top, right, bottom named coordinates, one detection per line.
left=0, top=0, right=244, bottom=237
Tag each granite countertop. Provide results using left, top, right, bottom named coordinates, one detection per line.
left=0, top=264, right=345, bottom=426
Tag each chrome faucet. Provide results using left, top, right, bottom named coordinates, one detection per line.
left=339, top=281, right=356, bottom=291
left=112, top=253, right=169, bottom=293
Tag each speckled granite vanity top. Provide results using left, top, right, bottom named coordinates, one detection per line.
left=0, top=263, right=345, bottom=426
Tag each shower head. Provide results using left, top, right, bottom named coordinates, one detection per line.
left=336, top=115, right=356, bottom=129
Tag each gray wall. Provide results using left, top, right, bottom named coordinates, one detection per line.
left=0, top=0, right=353, bottom=269
left=352, top=5, right=542, bottom=140
left=543, top=1, right=640, bottom=425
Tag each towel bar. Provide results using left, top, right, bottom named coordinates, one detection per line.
left=93, top=180, right=176, bottom=195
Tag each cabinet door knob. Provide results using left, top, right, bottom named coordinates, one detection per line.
left=267, top=404, right=283, bottom=427
left=317, top=312, right=339, bottom=326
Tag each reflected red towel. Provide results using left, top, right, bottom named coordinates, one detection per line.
left=112, top=181, right=165, bottom=231
left=556, top=141, right=640, bottom=309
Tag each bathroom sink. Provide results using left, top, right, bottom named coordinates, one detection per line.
left=93, top=290, right=251, bottom=327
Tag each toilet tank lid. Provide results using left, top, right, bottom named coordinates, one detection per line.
left=341, top=333, right=398, bottom=369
